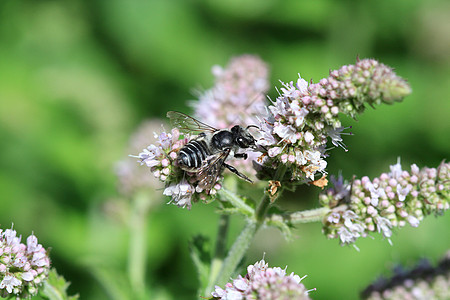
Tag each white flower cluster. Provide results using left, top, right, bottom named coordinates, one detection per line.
left=321, top=159, right=449, bottom=246
left=133, top=128, right=222, bottom=209
left=256, top=58, right=411, bottom=183
left=115, top=120, right=165, bottom=198
left=193, top=55, right=269, bottom=130
left=212, top=259, right=312, bottom=300
left=362, top=251, right=450, bottom=300
left=0, top=226, right=50, bottom=298
left=256, top=76, right=342, bottom=181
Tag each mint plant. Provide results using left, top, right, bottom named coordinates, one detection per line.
left=130, top=55, right=448, bottom=299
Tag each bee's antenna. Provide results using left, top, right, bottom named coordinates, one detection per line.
left=246, top=124, right=260, bottom=130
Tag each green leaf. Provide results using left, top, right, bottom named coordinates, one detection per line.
left=189, top=235, right=212, bottom=292
left=218, top=188, right=255, bottom=216
left=40, top=268, right=79, bottom=300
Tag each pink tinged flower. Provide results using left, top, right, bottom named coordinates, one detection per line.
left=270, top=98, right=289, bottom=118
left=211, top=286, right=225, bottom=298
left=247, top=259, right=268, bottom=277
left=296, top=75, right=309, bottom=94
left=295, top=150, right=306, bottom=165
left=304, top=131, right=314, bottom=144
left=233, top=277, right=249, bottom=291
left=388, top=178, right=397, bottom=187
left=213, top=259, right=312, bottom=299
left=386, top=205, right=396, bottom=214
left=343, top=210, right=364, bottom=227
left=290, top=103, right=309, bottom=126
left=367, top=206, right=377, bottom=216
left=411, top=164, right=420, bottom=176
left=407, top=215, right=420, bottom=227
left=3, top=228, right=21, bottom=247
left=161, top=158, right=170, bottom=167
left=225, top=289, right=244, bottom=300
left=387, top=191, right=396, bottom=199
left=328, top=212, right=341, bottom=223
left=280, top=81, right=298, bottom=98
left=21, top=272, right=34, bottom=282
left=268, top=147, right=282, bottom=157
left=257, top=126, right=277, bottom=147
left=194, top=55, right=269, bottom=129
left=157, top=132, right=173, bottom=150
left=13, top=256, right=27, bottom=268
left=163, top=180, right=194, bottom=209
left=361, top=176, right=371, bottom=188
left=376, top=216, right=393, bottom=238
left=399, top=210, right=408, bottom=218
left=143, top=145, right=164, bottom=167
left=2, top=255, right=11, bottom=264
left=273, top=122, right=298, bottom=143
left=330, top=175, right=351, bottom=200
left=338, top=227, right=356, bottom=244
left=326, top=126, right=352, bottom=151
left=32, top=251, right=49, bottom=267
left=396, top=184, right=411, bottom=201
left=389, top=158, right=403, bottom=179
left=0, top=274, right=21, bottom=294
left=169, top=151, right=177, bottom=160
left=26, top=235, right=42, bottom=253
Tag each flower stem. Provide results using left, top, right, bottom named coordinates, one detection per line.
left=256, top=164, right=287, bottom=223
left=218, top=188, right=254, bottom=216
left=205, top=165, right=289, bottom=295
left=267, top=207, right=331, bottom=224
left=208, top=220, right=257, bottom=293
left=127, top=191, right=152, bottom=297
left=204, top=214, right=230, bottom=295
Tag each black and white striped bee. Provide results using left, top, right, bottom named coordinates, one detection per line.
left=167, top=111, right=258, bottom=192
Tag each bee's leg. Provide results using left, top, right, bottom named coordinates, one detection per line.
left=234, top=153, right=248, bottom=160
left=224, top=163, right=253, bottom=183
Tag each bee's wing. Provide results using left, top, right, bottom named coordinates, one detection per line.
left=167, top=111, right=218, bottom=134
left=196, top=150, right=230, bottom=192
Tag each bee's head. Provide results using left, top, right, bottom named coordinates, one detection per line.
left=232, top=125, right=257, bottom=149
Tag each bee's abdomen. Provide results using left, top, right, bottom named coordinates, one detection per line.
left=178, top=140, right=210, bottom=169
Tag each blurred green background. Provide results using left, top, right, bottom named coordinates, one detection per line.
left=0, top=0, right=449, bottom=299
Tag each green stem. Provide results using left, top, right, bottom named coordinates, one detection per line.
left=214, top=214, right=230, bottom=261
left=256, top=164, right=287, bottom=224
left=255, top=193, right=271, bottom=224
left=204, top=214, right=230, bottom=295
left=267, top=207, right=331, bottom=224
left=218, top=188, right=254, bottom=216
left=206, top=165, right=289, bottom=295
left=209, top=220, right=257, bottom=292
left=128, top=191, right=152, bottom=297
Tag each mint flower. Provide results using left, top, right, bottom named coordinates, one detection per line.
left=211, top=259, right=313, bottom=300
left=132, top=128, right=221, bottom=209
left=320, top=159, right=449, bottom=246
left=321, top=58, right=411, bottom=117
left=362, top=251, right=450, bottom=299
left=116, top=120, right=165, bottom=198
left=193, top=55, right=269, bottom=129
left=255, top=58, right=411, bottom=182
left=0, top=226, right=50, bottom=298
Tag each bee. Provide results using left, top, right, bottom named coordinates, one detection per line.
left=167, top=111, right=258, bottom=191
